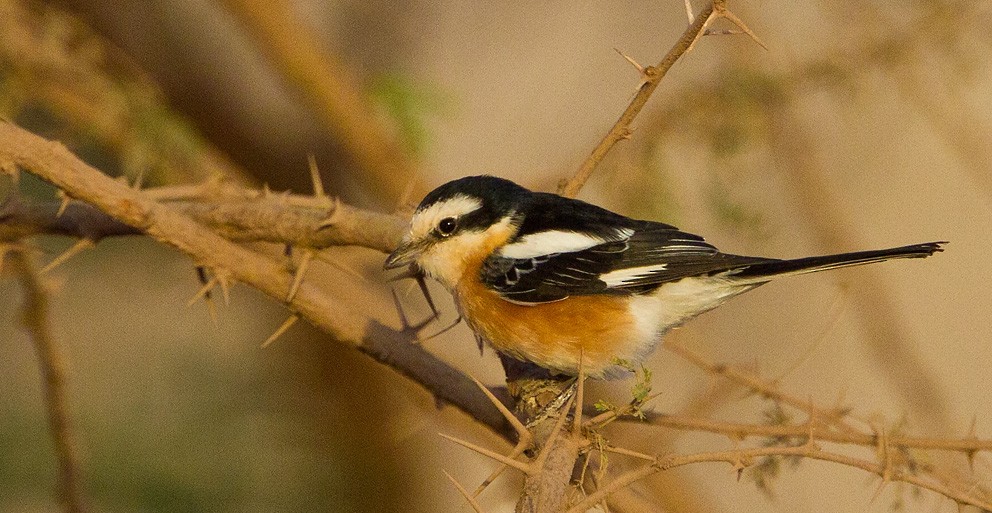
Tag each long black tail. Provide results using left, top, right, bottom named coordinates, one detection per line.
left=730, top=241, right=946, bottom=284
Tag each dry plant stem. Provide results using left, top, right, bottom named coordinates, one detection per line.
left=0, top=122, right=514, bottom=439
left=220, top=0, right=418, bottom=203
left=644, top=413, right=992, bottom=454
left=558, top=3, right=716, bottom=198
left=663, top=336, right=992, bottom=506
left=664, top=338, right=863, bottom=436
left=9, top=250, right=87, bottom=513
left=565, top=443, right=992, bottom=513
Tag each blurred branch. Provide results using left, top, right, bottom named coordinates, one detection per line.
left=0, top=121, right=516, bottom=441
left=8, top=249, right=87, bottom=513
left=851, top=1, right=992, bottom=200
left=568, top=441, right=992, bottom=512
left=664, top=338, right=863, bottom=434
left=220, top=0, right=420, bottom=203
left=0, top=0, right=242, bottom=184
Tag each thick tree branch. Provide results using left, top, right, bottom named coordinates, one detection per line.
left=0, top=121, right=515, bottom=441
left=1, top=192, right=406, bottom=254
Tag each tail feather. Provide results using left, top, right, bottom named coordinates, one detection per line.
left=728, top=241, right=946, bottom=284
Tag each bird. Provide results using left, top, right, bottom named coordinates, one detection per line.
left=384, top=175, right=944, bottom=379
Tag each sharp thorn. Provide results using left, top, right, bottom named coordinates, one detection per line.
left=720, top=10, right=768, bottom=50
left=438, top=433, right=531, bottom=473
left=206, top=295, right=218, bottom=325
left=469, top=375, right=530, bottom=440
left=472, top=442, right=529, bottom=497
left=187, top=275, right=219, bottom=307
left=217, top=273, right=232, bottom=306
left=286, top=249, right=314, bottom=302
left=261, top=314, right=299, bottom=348
left=307, top=154, right=327, bottom=200
left=40, top=238, right=94, bottom=274
left=443, top=470, right=489, bottom=513
left=602, top=445, right=655, bottom=462
left=56, top=191, right=71, bottom=218
left=613, top=47, right=645, bottom=73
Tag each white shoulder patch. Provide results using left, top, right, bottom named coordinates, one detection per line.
left=599, top=263, right=668, bottom=287
left=498, top=227, right=633, bottom=259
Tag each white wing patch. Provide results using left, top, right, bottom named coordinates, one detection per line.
left=598, top=264, right=669, bottom=287
left=499, top=227, right=634, bottom=259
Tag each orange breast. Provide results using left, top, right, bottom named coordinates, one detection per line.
left=455, top=276, right=641, bottom=376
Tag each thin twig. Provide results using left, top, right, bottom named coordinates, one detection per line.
left=566, top=443, right=992, bottom=513
left=638, top=412, right=992, bottom=454
left=558, top=2, right=717, bottom=198
left=664, top=337, right=864, bottom=435
left=10, top=250, right=87, bottom=513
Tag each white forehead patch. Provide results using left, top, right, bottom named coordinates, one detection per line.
left=410, top=194, right=483, bottom=239
left=498, top=227, right=634, bottom=259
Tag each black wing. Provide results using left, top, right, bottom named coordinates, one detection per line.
left=482, top=205, right=774, bottom=305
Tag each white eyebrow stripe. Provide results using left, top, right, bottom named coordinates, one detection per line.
left=409, top=194, right=483, bottom=239
left=498, top=228, right=633, bottom=259
left=599, top=264, right=668, bottom=287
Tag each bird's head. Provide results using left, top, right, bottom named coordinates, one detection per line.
left=384, top=176, right=527, bottom=289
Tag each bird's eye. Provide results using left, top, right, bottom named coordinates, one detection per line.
left=437, top=217, right=458, bottom=236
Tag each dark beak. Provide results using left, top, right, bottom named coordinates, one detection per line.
left=384, top=239, right=423, bottom=270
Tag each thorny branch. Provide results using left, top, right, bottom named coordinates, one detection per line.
left=3, top=0, right=989, bottom=510
left=0, top=186, right=407, bottom=254
left=0, top=121, right=516, bottom=442
left=566, top=442, right=992, bottom=513
left=8, top=249, right=87, bottom=513
left=642, top=412, right=992, bottom=454
left=558, top=3, right=717, bottom=199
left=557, top=0, right=765, bottom=199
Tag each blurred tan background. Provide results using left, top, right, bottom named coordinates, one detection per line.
left=1, top=0, right=990, bottom=511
